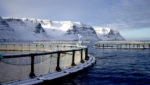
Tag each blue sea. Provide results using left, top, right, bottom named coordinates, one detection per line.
left=59, top=48, right=150, bottom=85
left=1, top=42, right=150, bottom=85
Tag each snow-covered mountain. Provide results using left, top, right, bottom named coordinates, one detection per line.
left=0, top=17, right=125, bottom=42
left=94, top=27, right=125, bottom=41
left=0, top=17, right=99, bottom=42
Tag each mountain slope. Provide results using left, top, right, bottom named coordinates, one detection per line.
left=94, top=27, right=125, bottom=41
left=0, top=17, right=17, bottom=42
left=0, top=17, right=125, bottom=42
left=0, top=17, right=99, bottom=42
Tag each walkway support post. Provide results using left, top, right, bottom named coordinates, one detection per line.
left=80, top=49, right=84, bottom=63
left=85, top=48, right=89, bottom=60
left=71, top=50, right=76, bottom=66
left=29, top=55, right=35, bottom=78
left=56, top=52, right=61, bottom=71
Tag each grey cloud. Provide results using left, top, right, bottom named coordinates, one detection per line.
left=0, top=0, right=150, bottom=29
left=108, top=0, right=150, bottom=29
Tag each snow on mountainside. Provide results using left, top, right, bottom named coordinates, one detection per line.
left=0, top=17, right=99, bottom=42
left=0, top=17, right=18, bottom=41
left=94, top=27, right=125, bottom=41
left=0, top=17, right=125, bottom=42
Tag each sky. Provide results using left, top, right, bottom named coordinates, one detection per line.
left=0, top=0, right=150, bottom=40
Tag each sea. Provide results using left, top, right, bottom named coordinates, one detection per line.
left=57, top=44, right=150, bottom=85
left=1, top=42, right=150, bottom=85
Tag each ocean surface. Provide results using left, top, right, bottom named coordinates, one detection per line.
left=1, top=43, right=150, bottom=85
left=58, top=48, right=150, bottom=85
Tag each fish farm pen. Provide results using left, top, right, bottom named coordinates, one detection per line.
left=95, top=41, right=150, bottom=49
left=0, top=44, right=95, bottom=85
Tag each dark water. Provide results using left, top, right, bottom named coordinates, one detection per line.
left=59, top=48, right=150, bottom=85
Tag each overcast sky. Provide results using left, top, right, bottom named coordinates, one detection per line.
left=0, top=0, right=150, bottom=40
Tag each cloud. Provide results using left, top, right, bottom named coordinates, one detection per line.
left=107, top=0, right=150, bottom=29
left=0, top=0, right=150, bottom=29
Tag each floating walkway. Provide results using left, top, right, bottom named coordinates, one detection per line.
left=95, top=41, right=150, bottom=49
left=1, top=55, right=95, bottom=85
left=0, top=44, right=95, bottom=85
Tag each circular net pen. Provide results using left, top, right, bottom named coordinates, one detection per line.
left=0, top=44, right=91, bottom=84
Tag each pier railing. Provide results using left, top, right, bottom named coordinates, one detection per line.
left=0, top=43, right=80, bottom=51
left=0, top=44, right=89, bottom=83
left=95, top=41, right=150, bottom=49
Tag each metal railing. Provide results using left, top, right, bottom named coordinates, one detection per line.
left=95, top=41, right=150, bottom=49
left=0, top=44, right=89, bottom=83
left=0, top=43, right=80, bottom=51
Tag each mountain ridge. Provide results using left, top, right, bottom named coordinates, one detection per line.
left=0, top=17, right=125, bottom=42
left=94, top=27, right=125, bottom=41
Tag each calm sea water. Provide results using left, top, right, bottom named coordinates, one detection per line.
left=59, top=48, right=150, bottom=85
left=1, top=43, right=150, bottom=85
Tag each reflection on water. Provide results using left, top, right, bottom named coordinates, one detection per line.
left=58, top=48, right=150, bottom=85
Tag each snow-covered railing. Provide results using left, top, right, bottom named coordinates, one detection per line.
left=0, top=44, right=89, bottom=84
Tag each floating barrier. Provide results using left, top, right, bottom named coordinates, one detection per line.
left=0, top=44, right=95, bottom=85
left=95, top=41, right=150, bottom=49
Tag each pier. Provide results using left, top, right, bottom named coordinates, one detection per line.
left=0, top=44, right=95, bottom=85
left=95, top=41, right=150, bottom=49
